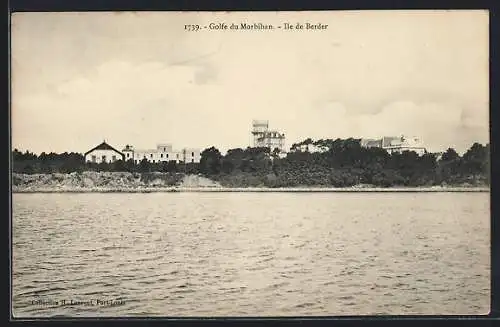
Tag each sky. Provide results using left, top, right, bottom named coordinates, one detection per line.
left=11, top=11, right=489, bottom=155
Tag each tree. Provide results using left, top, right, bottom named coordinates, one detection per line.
left=240, top=147, right=272, bottom=173
left=167, top=160, right=178, bottom=173
left=124, top=159, right=136, bottom=172
left=110, top=159, right=126, bottom=172
left=441, top=148, right=460, bottom=162
left=223, top=148, right=245, bottom=172
left=98, top=161, right=113, bottom=172
left=461, top=143, right=489, bottom=177
left=185, top=162, right=200, bottom=174
left=139, top=158, right=151, bottom=173
left=200, top=147, right=222, bottom=175
left=221, top=159, right=235, bottom=174
left=12, top=149, right=22, bottom=161
left=271, top=148, right=281, bottom=160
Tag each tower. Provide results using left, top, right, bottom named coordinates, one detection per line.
left=122, top=144, right=134, bottom=162
left=250, top=120, right=286, bottom=153
left=251, top=120, right=269, bottom=147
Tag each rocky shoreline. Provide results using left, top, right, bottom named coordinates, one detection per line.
left=12, top=172, right=489, bottom=193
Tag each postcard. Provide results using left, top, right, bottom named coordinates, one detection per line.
left=11, top=10, right=490, bottom=317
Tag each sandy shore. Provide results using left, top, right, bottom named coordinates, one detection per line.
left=12, top=186, right=490, bottom=193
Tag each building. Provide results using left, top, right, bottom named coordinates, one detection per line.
left=382, top=136, right=427, bottom=155
left=84, top=141, right=125, bottom=163
left=361, top=135, right=427, bottom=155
left=251, top=120, right=286, bottom=153
left=122, top=143, right=201, bottom=164
left=291, top=143, right=329, bottom=153
left=360, top=138, right=383, bottom=148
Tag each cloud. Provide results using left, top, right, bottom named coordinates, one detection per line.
left=11, top=11, right=489, bottom=155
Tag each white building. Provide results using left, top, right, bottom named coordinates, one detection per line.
left=84, top=141, right=125, bottom=163
left=361, top=135, right=427, bottom=155
left=251, top=120, right=286, bottom=153
left=182, top=148, right=202, bottom=163
left=292, top=143, right=328, bottom=153
left=122, top=143, right=201, bottom=164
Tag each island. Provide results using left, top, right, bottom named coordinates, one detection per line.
left=12, top=138, right=490, bottom=193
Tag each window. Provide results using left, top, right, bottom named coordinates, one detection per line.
left=112, top=155, right=117, bottom=162
left=91, top=155, right=96, bottom=163
left=127, top=153, right=130, bottom=158
left=102, top=155, right=106, bottom=162
left=150, top=154, right=153, bottom=158
left=191, top=152, right=194, bottom=157
left=153, top=160, right=155, bottom=163
left=166, top=153, right=169, bottom=158
left=160, top=153, right=163, bottom=158
left=191, top=159, right=194, bottom=163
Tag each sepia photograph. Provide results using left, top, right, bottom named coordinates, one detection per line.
left=10, top=10, right=490, bottom=317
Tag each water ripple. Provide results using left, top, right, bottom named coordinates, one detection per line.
left=12, top=192, right=490, bottom=317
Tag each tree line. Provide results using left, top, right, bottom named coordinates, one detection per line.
left=12, top=138, right=489, bottom=187
left=11, top=150, right=200, bottom=175
left=197, top=139, right=489, bottom=187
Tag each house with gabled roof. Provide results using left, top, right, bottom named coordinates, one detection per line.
left=84, top=141, right=125, bottom=163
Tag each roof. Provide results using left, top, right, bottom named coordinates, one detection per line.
left=84, top=142, right=124, bottom=156
left=122, top=144, right=134, bottom=151
left=382, top=136, right=401, bottom=147
left=361, top=138, right=383, bottom=148
left=366, top=140, right=383, bottom=147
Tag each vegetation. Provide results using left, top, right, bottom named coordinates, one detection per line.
left=199, top=138, right=489, bottom=188
left=12, top=138, right=489, bottom=188
left=12, top=150, right=199, bottom=175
